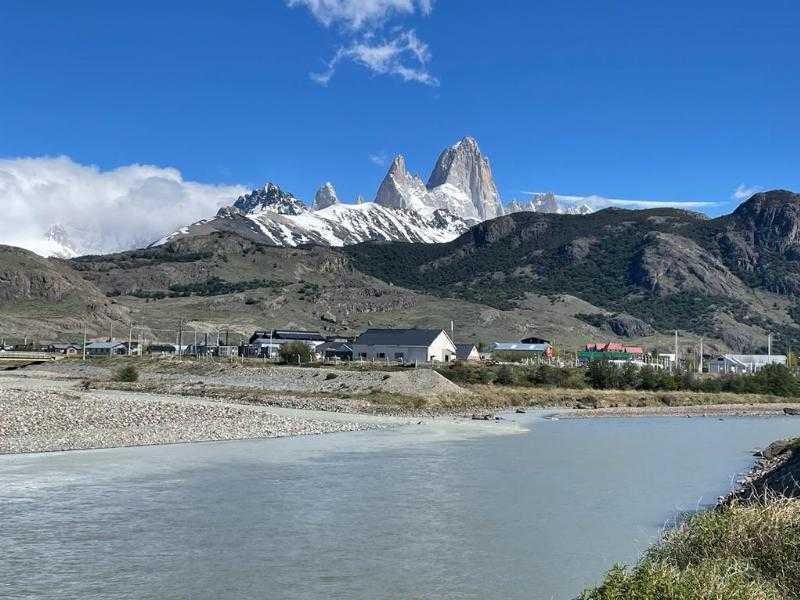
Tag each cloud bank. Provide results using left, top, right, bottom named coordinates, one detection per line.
left=0, top=156, right=246, bottom=257
left=520, top=192, right=718, bottom=211
left=288, top=0, right=437, bottom=86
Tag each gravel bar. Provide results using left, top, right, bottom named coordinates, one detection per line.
left=0, top=388, right=383, bottom=455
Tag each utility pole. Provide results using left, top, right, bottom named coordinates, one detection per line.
left=177, top=319, right=183, bottom=360
left=128, top=322, right=133, bottom=356
left=674, top=330, right=679, bottom=372
left=698, top=337, right=704, bottom=374
left=768, top=333, right=773, bottom=356
left=82, top=323, right=87, bottom=361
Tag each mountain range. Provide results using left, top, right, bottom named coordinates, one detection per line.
left=3, top=189, right=800, bottom=356
left=18, top=136, right=710, bottom=258
left=155, top=136, right=506, bottom=248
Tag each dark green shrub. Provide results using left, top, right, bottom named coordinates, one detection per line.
left=115, top=365, right=139, bottom=382
left=496, top=364, right=517, bottom=385
left=278, top=341, right=313, bottom=364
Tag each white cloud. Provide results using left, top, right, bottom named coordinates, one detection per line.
left=732, top=184, right=762, bottom=201
left=288, top=0, right=437, bottom=86
left=369, top=151, right=388, bottom=166
left=287, top=0, right=433, bottom=30
left=311, top=29, right=438, bottom=86
left=0, top=156, right=246, bottom=257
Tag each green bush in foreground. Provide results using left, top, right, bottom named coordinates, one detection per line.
left=278, top=341, right=313, bottom=364
left=577, top=498, right=800, bottom=599
left=115, top=365, right=139, bottom=382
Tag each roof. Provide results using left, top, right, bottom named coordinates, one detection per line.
left=520, top=336, right=551, bottom=345
left=492, top=342, right=550, bottom=352
left=273, top=330, right=326, bottom=341
left=51, top=343, right=79, bottom=349
left=720, top=354, right=787, bottom=366
left=86, top=341, right=125, bottom=349
left=249, top=330, right=326, bottom=343
left=455, top=343, right=478, bottom=358
left=354, top=328, right=449, bottom=347
left=317, top=342, right=353, bottom=353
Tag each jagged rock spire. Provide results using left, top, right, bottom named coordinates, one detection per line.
left=374, top=155, right=430, bottom=213
left=232, top=182, right=307, bottom=216
left=312, top=182, right=339, bottom=211
left=426, top=136, right=503, bottom=221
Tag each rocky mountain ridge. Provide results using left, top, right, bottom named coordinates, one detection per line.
left=344, top=190, right=800, bottom=354
left=157, top=136, right=505, bottom=248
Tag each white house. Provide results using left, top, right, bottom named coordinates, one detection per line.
left=351, top=328, right=457, bottom=364
left=708, top=354, right=787, bottom=375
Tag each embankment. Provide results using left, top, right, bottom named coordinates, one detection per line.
left=577, top=436, right=800, bottom=599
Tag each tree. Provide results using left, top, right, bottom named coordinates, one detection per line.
left=587, top=359, right=618, bottom=390
left=278, top=341, right=313, bottom=364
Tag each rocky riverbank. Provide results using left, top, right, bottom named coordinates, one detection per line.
left=559, top=402, right=800, bottom=419
left=0, top=384, right=387, bottom=455
left=721, top=437, right=800, bottom=504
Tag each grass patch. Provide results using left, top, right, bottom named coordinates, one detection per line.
left=577, top=497, right=800, bottom=599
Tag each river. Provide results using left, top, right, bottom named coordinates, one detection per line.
left=3, top=412, right=799, bottom=599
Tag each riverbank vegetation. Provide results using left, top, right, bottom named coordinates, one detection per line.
left=436, top=362, right=800, bottom=399
left=577, top=496, right=800, bottom=600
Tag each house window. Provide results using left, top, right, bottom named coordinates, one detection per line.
left=394, top=352, right=404, bottom=360
left=359, top=353, right=367, bottom=358
left=378, top=353, right=386, bottom=359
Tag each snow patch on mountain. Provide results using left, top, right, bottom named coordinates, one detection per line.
left=157, top=179, right=471, bottom=248
left=506, top=192, right=594, bottom=215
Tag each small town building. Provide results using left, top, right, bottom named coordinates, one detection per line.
left=351, top=328, right=457, bottom=363
left=147, top=344, right=177, bottom=356
left=455, top=343, right=481, bottom=361
left=50, top=343, right=80, bottom=355
left=520, top=336, right=552, bottom=345
left=579, top=342, right=645, bottom=363
left=585, top=342, right=643, bottom=354
left=708, top=354, right=787, bottom=375
left=85, top=341, right=127, bottom=357
left=248, top=330, right=327, bottom=357
left=316, top=341, right=354, bottom=361
left=491, top=342, right=554, bottom=357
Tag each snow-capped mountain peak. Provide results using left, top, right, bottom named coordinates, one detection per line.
left=374, top=155, right=431, bottom=214
left=505, top=192, right=600, bottom=216
left=312, top=182, right=338, bottom=211
left=232, top=182, right=307, bottom=216
left=426, top=136, right=504, bottom=221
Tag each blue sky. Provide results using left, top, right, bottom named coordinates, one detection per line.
left=2, top=0, right=799, bottom=216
